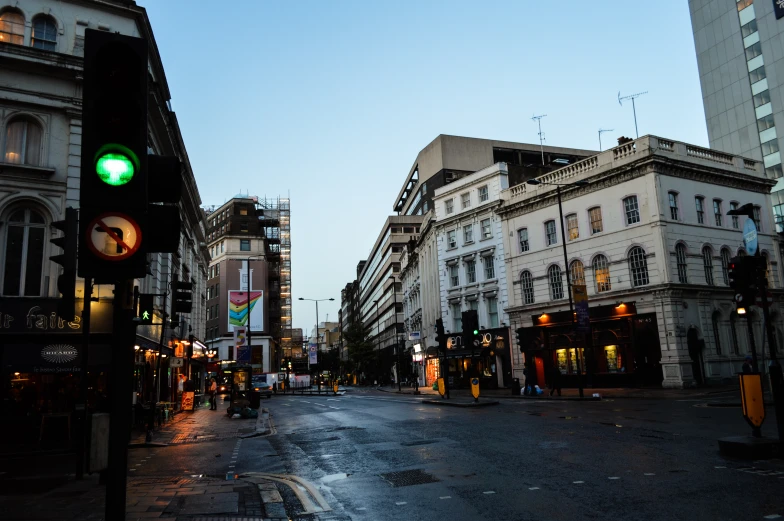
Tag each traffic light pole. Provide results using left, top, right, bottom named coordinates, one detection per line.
left=743, top=311, right=763, bottom=438
left=76, top=276, right=92, bottom=479
left=148, top=285, right=169, bottom=442
left=757, top=260, right=784, bottom=441
left=106, top=279, right=135, bottom=521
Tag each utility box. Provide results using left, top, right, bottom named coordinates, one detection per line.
left=88, top=413, right=110, bottom=473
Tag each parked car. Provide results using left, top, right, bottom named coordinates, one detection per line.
left=252, top=380, right=273, bottom=399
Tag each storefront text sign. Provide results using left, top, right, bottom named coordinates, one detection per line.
left=0, top=298, right=112, bottom=333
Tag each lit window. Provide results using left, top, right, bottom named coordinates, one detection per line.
left=721, top=248, right=731, bottom=285
left=518, top=228, right=529, bottom=252
left=570, top=260, right=585, bottom=287
left=240, top=208, right=248, bottom=216
left=589, top=207, right=603, bottom=234
left=545, top=220, right=557, bottom=246
left=4, top=118, right=42, bottom=166
left=624, top=196, right=640, bottom=225
left=593, top=255, right=611, bottom=293
left=676, top=244, right=688, bottom=283
left=478, top=185, right=489, bottom=202
left=696, top=197, right=705, bottom=224
left=521, top=271, right=534, bottom=304
left=2, top=208, right=46, bottom=296
left=0, top=10, right=24, bottom=45
left=31, top=15, right=57, bottom=51
left=668, top=192, right=679, bottom=220
left=566, top=214, right=579, bottom=240
left=481, top=218, right=492, bottom=239
left=713, top=200, right=723, bottom=227
left=548, top=265, right=564, bottom=300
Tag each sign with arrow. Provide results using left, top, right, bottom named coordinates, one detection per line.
left=86, top=212, right=142, bottom=261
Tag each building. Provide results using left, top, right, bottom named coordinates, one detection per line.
left=203, top=195, right=291, bottom=376
left=432, top=163, right=514, bottom=389
left=339, top=277, right=361, bottom=363
left=0, top=0, right=209, bottom=446
left=358, top=216, right=422, bottom=383
left=689, top=0, right=784, bottom=228
left=498, top=135, right=779, bottom=389
left=393, top=134, right=595, bottom=216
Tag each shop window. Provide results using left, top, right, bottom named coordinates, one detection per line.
left=628, top=246, right=649, bottom=287
left=521, top=271, right=534, bottom=304
left=2, top=207, right=46, bottom=296
left=592, top=255, right=611, bottom=293
left=548, top=265, right=564, bottom=300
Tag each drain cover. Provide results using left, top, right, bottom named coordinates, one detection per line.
left=380, top=469, right=439, bottom=487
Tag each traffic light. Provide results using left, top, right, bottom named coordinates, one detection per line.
left=78, top=29, right=149, bottom=282
left=171, top=279, right=193, bottom=320
left=462, top=310, right=479, bottom=349
left=50, top=207, right=78, bottom=321
left=137, top=293, right=154, bottom=325
left=435, top=318, right=447, bottom=353
left=146, top=155, right=183, bottom=254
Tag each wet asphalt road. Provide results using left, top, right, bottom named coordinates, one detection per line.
left=134, top=389, right=784, bottom=521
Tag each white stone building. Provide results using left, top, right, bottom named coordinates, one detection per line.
left=433, top=163, right=514, bottom=389
left=498, top=135, right=780, bottom=389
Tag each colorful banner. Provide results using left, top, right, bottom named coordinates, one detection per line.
left=234, top=326, right=250, bottom=363
left=308, top=341, right=318, bottom=365
left=228, top=290, right=264, bottom=331
left=181, top=391, right=194, bottom=411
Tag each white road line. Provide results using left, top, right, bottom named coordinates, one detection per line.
left=644, top=473, right=655, bottom=476
left=528, top=487, right=539, bottom=490
left=129, top=468, right=136, bottom=471
left=573, top=481, right=584, bottom=484
left=715, top=466, right=726, bottom=469
left=483, top=491, right=495, bottom=495
left=608, top=477, right=620, bottom=480
left=328, top=406, right=340, bottom=409
left=439, top=496, right=451, bottom=499
left=763, top=515, right=782, bottom=519
left=396, top=502, right=407, bottom=505
left=357, top=507, right=367, bottom=511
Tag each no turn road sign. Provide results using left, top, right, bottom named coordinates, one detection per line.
left=86, top=212, right=142, bottom=261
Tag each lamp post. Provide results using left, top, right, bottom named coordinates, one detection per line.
left=298, top=297, right=335, bottom=392
left=527, top=177, right=589, bottom=398
left=373, top=298, right=380, bottom=385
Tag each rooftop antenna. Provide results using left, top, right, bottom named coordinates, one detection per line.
left=598, top=128, right=615, bottom=151
left=618, top=91, right=647, bottom=139
left=531, top=114, right=547, bottom=165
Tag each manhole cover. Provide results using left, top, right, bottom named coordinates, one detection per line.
left=400, top=440, right=437, bottom=447
left=380, top=469, right=439, bottom=487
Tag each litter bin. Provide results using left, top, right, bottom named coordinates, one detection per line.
left=511, top=378, right=521, bottom=396
left=248, top=391, right=261, bottom=410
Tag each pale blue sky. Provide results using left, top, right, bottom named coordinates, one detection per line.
left=144, top=0, right=707, bottom=335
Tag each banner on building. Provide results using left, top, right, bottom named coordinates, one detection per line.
left=308, top=341, right=318, bottom=365
left=775, top=0, right=784, bottom=20
left=573, top=284, right=590, bottom=333
left=228, top=290, right=264, bottom=331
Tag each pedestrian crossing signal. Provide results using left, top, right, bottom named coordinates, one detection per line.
left=138, top=294, right=154, bottom=325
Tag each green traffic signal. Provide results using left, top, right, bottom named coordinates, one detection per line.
left=473, top=329, right=479, bottom=335
left=94, top=144, right=139, bottom=186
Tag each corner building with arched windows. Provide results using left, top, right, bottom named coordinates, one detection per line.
left=499, top=135, right=782, bottom=389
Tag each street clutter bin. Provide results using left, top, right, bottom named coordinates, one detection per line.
left=249, top=390, right=261, bottom=410
left=511, top=378, right=521, bottom=396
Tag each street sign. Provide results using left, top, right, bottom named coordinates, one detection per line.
left=85, top=212, right=142, bottom=261
left=471, top=377, right=480, bottom=400
left=755, top=291, right=774, bottom=305
left=739, top=373, right=765, bottom=428
left=743, top=218, right=758, bottom=255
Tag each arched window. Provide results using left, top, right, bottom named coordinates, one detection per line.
left=32, top=15, right=57, bottom=51
left=520, top=271, right=534, bottom=305
left=592, top=255, right=611, bottom=292
left=628, top=247, right=649, bottom=287
left=548, top=265, right=564, bottom=300
left=712, top=311, right=722, bottom=355
left=570, top=260, right=585, bottom=287
left=702, top=246, right=714, bottom=286
left=4, top=117, right=43, bottom=166
left=2, top=207, right=46, bottom=296
left=675, top=244, right=688, bottom=283
left=720, top=248, right=731, bottom=285
left=0, top=10, right=25, bottom=45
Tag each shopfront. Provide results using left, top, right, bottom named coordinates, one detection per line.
left=443, top=327, right=513, bottom=389
left=519, top=302, right=662, bottom=389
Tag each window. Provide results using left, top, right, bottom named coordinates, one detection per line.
left=463, top=224, right=473, bottom=244
left=668, top=192, right=679, bottom=220
left=762, top=139, right=779, bottom=157
left=521, top=271, right=534, bottom=304
left=745, top=41, right=762, bottom=61
left=449, top=264, right=459, bottom=287
left=589, top=207, right=603, bottom=234
left=469, top=299, right=478, bottom=311
left=628, top=247, right=649, bottom=287
left=695, top=197, right=705, bottom=224
left=447, top=230, right=456, bottom=248
left=721, top=248, right=731, bottom=285
left=461, top=193, right=470, bottom=209
left=452, top=303, right=462, bottom=332
left=518, top=228, right=529, bottom=252
left=240, top=239, right=250, bottom=251
left=240, top=208, right=248, bottom=216
left=445, top=199, right=454, bottom=214
left=481, top=218, right=492, bottom=239
left=713, top=200, right=723, bottom=226
left=730, top=202, right=739, bottom=229
left=675, top=244, right=688, bottom=283
left=593, top=255, right=611, bottom=293
left=741, top=18, right=758, bottom=38
left=2, top=208, right=46, bottom=296
left=466, top=260, right=476, bottom=283
left=4, top=118, right=42, bottom=166
left=753, top=90, right=771, bottom=109
left=624, top=196, right=640, bottom=225
left=712, top=312, right=722, bottom=355
left=240, top=223, right=249, bottom=233
left=753, top=206, right=762, bottom=231
left=0, top=10, right=24, bottom=45
left=487, top=297, right=499, bottom=328
left=730, top=315, right=740, bottom=355
left=478, top=185, right=489, bottom=202
left=566, top=214, right=579, bottom=240
left=548, top=265, right=564, bottom=300
left=31, top=16, right=57, bottom=51
left=545, top=220, right=557, bottom=245
left=750, top=64, right=767, bottom=84
left=484, top=256, right=495, bottom=280
left=570, top=260, right=585, bottom=287
left=703, top=247, right=714, bottom=285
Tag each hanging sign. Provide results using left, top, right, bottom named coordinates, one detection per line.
left=743, top=218, right=758, bottom=255
left=573, top=284, right=590, bottom=333
left=85, top=212, right=142, bottom=261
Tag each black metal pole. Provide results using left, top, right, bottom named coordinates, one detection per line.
left=148, top=285, right=168, bottom=441
left=744, top=311, right=763, bottom=438
left=556, top=185, right=584, bottom=398
left=247, top=258, right=252, bottom=366
left=76, top=277, right=92, bottom=479
left=316, top=299, right=320, bottom=393
left=105, top=279, right=134, bottom=520
left=756, top=255, right=784, bottom=441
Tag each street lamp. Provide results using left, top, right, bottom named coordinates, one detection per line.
left=299, top=297, right=335, bottom=392
left=527, top=177, right=589, bottom=398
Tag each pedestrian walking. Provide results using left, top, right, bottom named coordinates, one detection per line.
left=209, top=378, right=218, bottom=410
left=742, top=356, right=753, bottom=374
left=549, top=365, right=562, bottom=397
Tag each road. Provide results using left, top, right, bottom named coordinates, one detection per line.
left=131, top=389, right=784, bottom=521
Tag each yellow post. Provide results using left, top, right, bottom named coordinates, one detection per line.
left=739, top=373, right=765, bottom=436
left=471, top=377, right=480, bottom=402
left=437, top=377, right=445, bottom=398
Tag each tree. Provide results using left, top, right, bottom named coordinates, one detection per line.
left=344, top=320, right=377, bottom=379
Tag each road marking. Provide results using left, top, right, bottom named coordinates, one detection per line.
left=608, top=477, right=620, bottom=480
left=282, top=404, right=291, bottom=406
left=440, top=496, right=451, bottom=499
left=483, top=491, right=495, bottom=495
left=715, top=466, right=726, bottom=469
left=396, top=502, right=407, bottom=505
left=357, top=507, right=367, bottom=511
left=528, top=487, right=539, bottom=490
left=644, top=473, right=655, bottom=476
left=243, top=472, right=332, bottom=514
left=764, top=515, right=782, bottom=519
left=228, top=464, right=235, bottom=468
left=573, top=481, right=584, bottom=484
left=328, top=406, right=340, bottom=410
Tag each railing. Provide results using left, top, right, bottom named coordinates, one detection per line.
left=613, top=141, right=636, bottom=160
left=510, top=184, right=527, bottom=197
left=537, top=156, right=599, bottom=185
left=744, top=158, right=757, bottom=170
left=686, top=145, right=733, bottom=164
left=658, top=139, right=675, bottom=151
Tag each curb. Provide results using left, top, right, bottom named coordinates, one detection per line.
left=420, top=399, right=500, bottom=408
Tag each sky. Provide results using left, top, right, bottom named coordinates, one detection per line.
left=143, top=0, right=708, bottom=336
